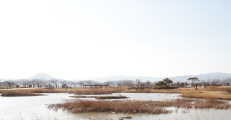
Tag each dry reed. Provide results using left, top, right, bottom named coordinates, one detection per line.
left=1, top=90, right=42, bottom=96
left=181, top=91, right=231, bottom=100
left=48, top=98, right=231, bottom=114
left=73, top=90, right=115, bottom=95
left=48, top=100, right=170, bottom=114
left=95, top=95, right=128, bottom=99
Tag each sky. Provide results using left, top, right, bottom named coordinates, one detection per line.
left=0, top=0, right=231, bottom=80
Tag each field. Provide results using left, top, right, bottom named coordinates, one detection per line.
left=1, top=86, right=231, bottom=99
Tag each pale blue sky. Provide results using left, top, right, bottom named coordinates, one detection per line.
left=0, top=0, right=230, bottom=79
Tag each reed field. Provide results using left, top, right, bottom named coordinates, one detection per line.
left=48, top=98, right=231, bottom=114
left=73, top=90, right=116, bottom=95
left=1, top=86, right=231, bottom=100
left=1, top=90, right=42, bottom=96
left=181, top=86, right=231, bottom=100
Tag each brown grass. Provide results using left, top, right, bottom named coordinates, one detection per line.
left=218, top=87, right=231, bottom=94
left=194, top=99, right=230, bottom=109
left=70, top=95, right=129, bottom=99
left=206, top=86, right=219, bottom=91
left=31, top=88, right=68, bottom=93
left=48, top=100, right=170, bottom=114
left=48, top=98, right=231, bottom=114
left=73, top=90, right=115, bottom=95
left=0, top=87, right=182, bottom=95
left=181, top=91, right=231, bottom=100
left=0, top=87, right=7, bottom=89
left=1, top=90, right=42, bottom=96
left=95, top=95, right=129, bottom=99
left=1, top=86, right=231, bottom=99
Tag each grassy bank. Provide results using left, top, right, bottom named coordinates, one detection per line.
left=181, top=86, right=231, bottom=100
left=181, top=91, right=231, bottom=100
left=48, top=98, right=231, bottom=114
left=96, top=95, right=128, bottom=99
left=70, top=95, right=129, bottom=99
left=73, top=90, right=115, bottom=95
left=1, top=90, right=42, bottom=96
left=1, top=86, right=231, bottom=99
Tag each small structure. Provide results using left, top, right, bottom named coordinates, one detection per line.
left=83, top=84, right=109, bottom=90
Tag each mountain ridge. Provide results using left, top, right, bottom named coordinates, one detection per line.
left=94, top=72, right=231, bottom=83
left=27, top=72, right=231, bottom=82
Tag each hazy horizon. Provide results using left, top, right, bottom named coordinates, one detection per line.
left=1, top=72, right=231, bottom=81
left=1, top=0, right=231, bottom=79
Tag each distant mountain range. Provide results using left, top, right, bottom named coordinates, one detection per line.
left=94, top=72, right=231, bottom=83
left=27, top=72, right=231, bottom=83
left=169, top=72, right=231, bottom=82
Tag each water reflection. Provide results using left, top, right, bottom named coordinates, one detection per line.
left=74, top=93, right=181, bottom=101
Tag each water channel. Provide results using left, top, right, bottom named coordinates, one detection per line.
left=0, top=93, right=231, bottom=120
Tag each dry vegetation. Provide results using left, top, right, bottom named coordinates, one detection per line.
left=181, top=86, right=231, bottom=100
left=1, top=86, right=231, bottom=99
left=73, top=90, right=115, bottom=95
left=1, top=90, right=42, bottom=96
left=48, top=98, right=231, bottom=114
left=0, top=87, right=7, bottom=89
left=70, top=95, right=129, bottom=99
left=0, top=88, right=72, bottom=96
left=181, top=91, right=231, bottom=100
left=95, top=95, right=128, bottom=99
left=48, top=100, right=170, bottom=114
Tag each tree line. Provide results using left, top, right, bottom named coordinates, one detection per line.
left=1, top=77, right=231, bottom=89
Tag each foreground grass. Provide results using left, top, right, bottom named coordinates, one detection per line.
left=48, top=98, right=231, bottom=114
left=1, top=90, right=42, bottom=96
left=48, top=100, right=170, bottom=114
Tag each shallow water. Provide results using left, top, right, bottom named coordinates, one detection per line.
left=74, top=93, right=181, bottom=101
left=0, top=93, right=77, bottom=120
left=0, top=93, right=231, bottom=120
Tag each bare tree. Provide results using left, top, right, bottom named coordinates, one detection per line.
left=67, top=81, right=76, bottom=88
left=103, top=81, right=114, bottom=86
left=5, top=80, right=16, bottom=89
left=72, top=81, right=78, bottom=88
left=34, top=79, right=44, bottom=87
left=211, top=79, right=221, bottom=86
left=85, top=80, right=94, bottom=85
left=30, top=79, right=39, bottom=88
left=50, top=79, right=60, bottom=88
left=116, top=81, right=123, bottom=87
left=61, top=80, right=68, bottom=88
left=136, top=79, right=142, bottom=84
left=145, top=80, right=151, bottom=88
left=123, top=80, right=134, bottom=87
left=19, top=79, right=30, bottom=87
left=77, top=80, right=85, bottom=87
